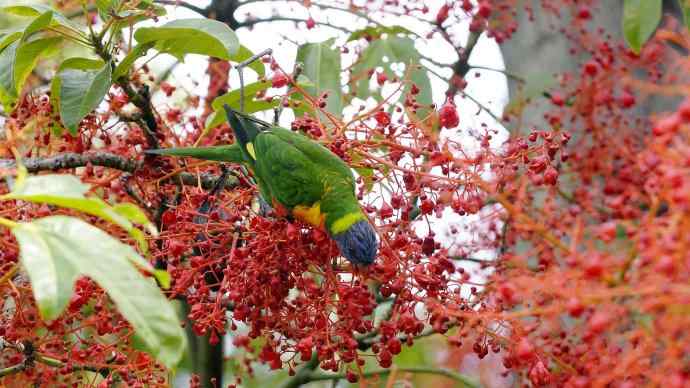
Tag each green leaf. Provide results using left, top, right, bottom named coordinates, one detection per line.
left=296, top=39, right=342, bottom=118
left=22, top=10, right=54, bottom=39
left=623, top=0, right=662, bottom=53
left=11, top=216, right=186, bottom=368
left=680, top=0, right=690, bottom=32
left=95, top=0, right=118, bottom=20
left=53, top=60, right=112, bottom=134
left=134, top=18, right=239, bottom=60
left=12, top=221, right=78, bottom=320
left=0, top=31, right=22, bottom=51
left=347, top=25, right=414, bottom=42
left=211, top=80, right=272, bottom=111
left=0, top=37, right=62, bottom=109
left=230, top=45, right=265, bottom=76
left=351, top=36, right=432, bottom=114
left=2, top=5, right=82, bottom=35
left=2, top=174, right=155, bottom=252
left=113, top=42, right=154, bottom=80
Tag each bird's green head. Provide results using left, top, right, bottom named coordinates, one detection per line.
left=331, top=220, right=378, bottom=266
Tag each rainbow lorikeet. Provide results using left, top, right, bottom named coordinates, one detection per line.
left=147, top=105, right=378, bottom=265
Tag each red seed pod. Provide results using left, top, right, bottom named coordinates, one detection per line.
left=271, top=72, right=289, bottom=88
left=422, top=236, right=435, bottom=256
left=439, top=101, right=460, bottom=129
left=436, top=4, right=450, bottom=25
left=477, top=2, right=492, bottom=18
left=376, top=71, right=388, bottom=86
left=374, top=111, right=391, bottom=126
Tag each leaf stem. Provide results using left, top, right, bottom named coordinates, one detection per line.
left=0, top=363, right=25, bottom=377
left=0, top=217, right=18, bottom=229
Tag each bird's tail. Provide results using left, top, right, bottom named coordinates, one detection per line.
left=144, top=144, right=244, bottom=163
left=223, top=104, right=266, bottom=162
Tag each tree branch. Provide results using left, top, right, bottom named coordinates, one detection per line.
left=5, top=152, right=142, bottom=173
left=0, top=153, right=237, bottom=190
left=447, top=30, right=482, bottom=96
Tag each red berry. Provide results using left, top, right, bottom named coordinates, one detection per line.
left=420, top=199, right=434, bottom=214
left=271, top=72, right=289, bottom=88
left=379, top=202, right=393, bottom=219
left=550, top=93, right=565, bottom=106
left=577, top=6, right=591, bottom=19
left=346, top=371, right=358, bottom=383
left=422, top=236, right=435, bottom=256
left=515, top=338, right=535, bottom=361
left=438, top=101, right=459, bottom=128
left=679, top=98, right=690, bottom=121
left=387, top=338, right=402, bottom=355
left=619, top=92, right=635, bottom=108
left=588, top=311, right=610, bottom=334
left=306, top=17, right=315, bottom=29
left=567, top=298, right=585, bottom=317
left=477, top=2, right=492, bottom=18
left=652, top=114, right=680, bottom=136
left=161, top=210, right=177, bottom=226
left=168, top=240, right=186, bottom=256
left=584, top=61, right=598, bottom=76
left=374, top=111, right=391, bottom=126
left=160, top=82, right=176, bottom=97
left=376, top=71, right=387, bottom=86
left=543, top=166, right=558, bottom=185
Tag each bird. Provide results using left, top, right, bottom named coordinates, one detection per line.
left=146, top=105, right=378, bottom=265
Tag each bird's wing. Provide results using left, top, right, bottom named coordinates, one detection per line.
left=253, top=131, right=324, bottom=209
left=268, top=127, right=356, bottom=189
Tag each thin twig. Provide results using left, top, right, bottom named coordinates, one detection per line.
left=154, top=0, right=209, bottom=16
left=309, top=367, right=479, bottom=388
left=237, top=48, right=273, bottom=112
left=238, top=17, right=352, bottom=33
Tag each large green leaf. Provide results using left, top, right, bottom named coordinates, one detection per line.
left=623, top=0, right=662, bottom=54
left=22, top=10, right=54, bottom=39
left=680, top=0, right=690, bottom=33
left=2, top=5, right=82, bottom=35
left=2, top=173, right=155, bottom=252
left=52, top=59, right=112, bottom=134
left=211, top=80, right=272, bottom=111
left=134, top=18, right=239, bottom=60
left=11, top=216, right=185, bottom=368
left=296, top=39, right=343, bottom=118
left=0, top=37, right=62, bottom=109
left=351, top=36, right=432, bottom=115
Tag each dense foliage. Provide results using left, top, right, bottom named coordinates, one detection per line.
left=0, top=0, right=688, bottom=387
